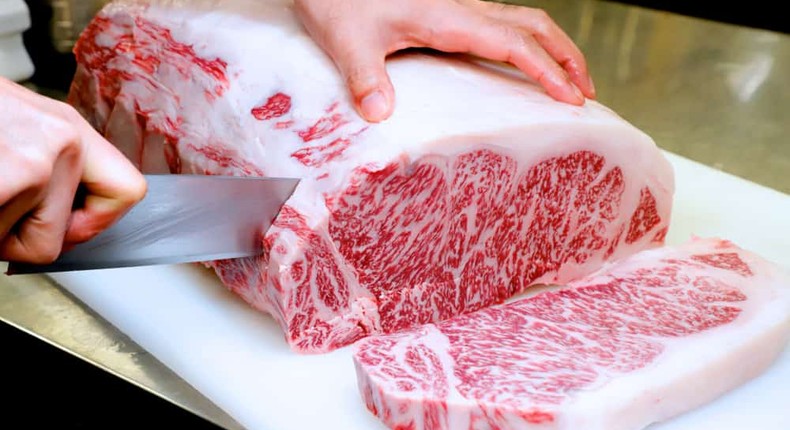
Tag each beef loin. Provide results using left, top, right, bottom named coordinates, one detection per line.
left=68, top=0, right=674, bottom=353
left=353, top=237, right=790, bottom=430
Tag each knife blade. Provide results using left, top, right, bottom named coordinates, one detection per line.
left=7, top=174, right=299, bottom=274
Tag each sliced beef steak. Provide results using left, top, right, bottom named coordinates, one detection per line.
left=353, top=237, right=790, bottom=430
left=68, top=0, right=674, bottom=353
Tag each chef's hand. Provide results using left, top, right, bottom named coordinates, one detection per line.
left=0, top=78, right=147, bottom=264
left=294, top=0, right=595, bottom=123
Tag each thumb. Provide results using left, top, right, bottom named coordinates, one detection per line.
left=333, top=44, right=395, bottom=123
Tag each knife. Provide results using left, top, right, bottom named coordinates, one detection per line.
left=6, top=174, right=299, bottom=274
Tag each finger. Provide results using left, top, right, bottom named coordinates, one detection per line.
left=0, top=153, right=80, bottom=264
left=325, top=31, right=395, bottom=122
left=64, top=120, right=147, bottom=245
left=424, top=11, right=584, bottom=105
left=0, top=153, right=51, bottom=239
left=0, top=188, right=44, bottom=241
left=480, top=4, right=595, bottom=98
left=293, top=0, right=397, bottom=121
left=338, top=45, right=395, bottom=122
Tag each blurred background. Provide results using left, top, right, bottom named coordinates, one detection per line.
left=16, top=0, right=790, bottom=93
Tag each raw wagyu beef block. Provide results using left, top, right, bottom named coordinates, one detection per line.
left=353, top=238, right=790, bottom=430
left=68, top=0, right=674, bottom=352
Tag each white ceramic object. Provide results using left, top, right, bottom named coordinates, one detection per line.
left=0, top=0, right=34, bottom=81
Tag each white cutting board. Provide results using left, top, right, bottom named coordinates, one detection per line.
left=49, top=151, right=790, bottom=430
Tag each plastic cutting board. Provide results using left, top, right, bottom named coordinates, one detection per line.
left=49, top=151, right=790, bottom=430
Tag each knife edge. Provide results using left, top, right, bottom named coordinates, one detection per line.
left=5, top=174, right=299, bottom=274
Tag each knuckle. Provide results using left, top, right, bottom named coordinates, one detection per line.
left=57, top=100, right=84, bottom=122
left=419, top=4, right=471, bottom=48
left=42, top=103, right=85, bottom=152
left=57, top=100, right=76, bottom=116
left=495, top=3, right=519, bottom=16
left=48, top=118, right=82, bottom=153
left=571, top=56, right=588, bottom=73
left=22, top=152, right=55, bottom=188
left=525, top=9, right=553, bottom=34
left=122, top=172, right=148, bottom=206
left=528, top=8, right=551, bottom=23
left=344, top=65, right=382, bottom=95
left=502, top=25, right=529, bottom=52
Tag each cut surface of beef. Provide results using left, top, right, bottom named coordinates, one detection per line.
left=353, top=237, right=790, bottom=430
left=69, top=0, right=674, bottom=353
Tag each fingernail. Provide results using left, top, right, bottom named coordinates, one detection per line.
left=588, top=75, right=596, bottom=97
left=572, top=82, right=584, bottom=101
left=360, top=90, right=389, bottom=122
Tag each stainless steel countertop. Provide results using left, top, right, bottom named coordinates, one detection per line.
left=1, top=1, right=788, bottom=429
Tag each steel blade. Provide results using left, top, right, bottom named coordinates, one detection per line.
left=7, top=174, right=299, bottom=273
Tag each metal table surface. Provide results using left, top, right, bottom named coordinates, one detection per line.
left=1, top=0, right=788, bottom=428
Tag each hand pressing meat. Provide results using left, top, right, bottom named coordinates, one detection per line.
left=0, top=77, right=147, bottom=264
left=294, top=0, right=596, bottom=122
